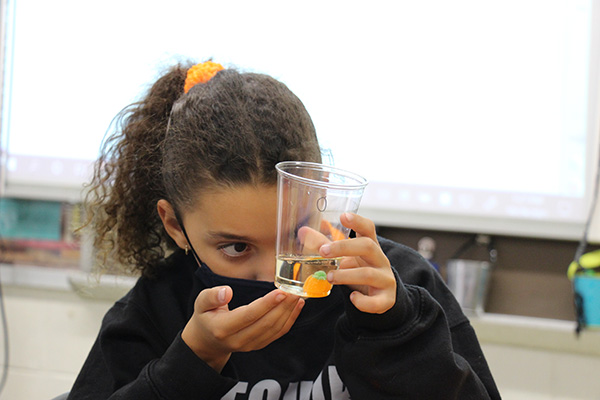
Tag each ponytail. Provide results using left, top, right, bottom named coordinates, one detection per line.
left=83, top=63, right=191, bottom=276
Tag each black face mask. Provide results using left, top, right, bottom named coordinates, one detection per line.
left=194, top=261, right=277, bottom=310
left=177, top=217, right=342, bottom=315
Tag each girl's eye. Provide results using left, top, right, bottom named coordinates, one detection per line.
left=220, top=242, right=249, bottom=258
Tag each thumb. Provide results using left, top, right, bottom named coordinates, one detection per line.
left=195, top=285, right=233, bottom=313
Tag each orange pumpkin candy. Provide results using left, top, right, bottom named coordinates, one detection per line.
left=303, top=270, right=332, bottom=297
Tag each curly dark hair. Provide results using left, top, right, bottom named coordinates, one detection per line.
left=83, top=62, right=321, bottom=277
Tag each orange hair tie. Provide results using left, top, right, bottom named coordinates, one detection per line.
left=184, top=61, right=224, bottom=93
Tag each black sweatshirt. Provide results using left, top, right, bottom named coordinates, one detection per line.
left=68, top=237, right=501, bottom=399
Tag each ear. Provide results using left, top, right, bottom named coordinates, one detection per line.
left=157, top=199, right=189, bottom=250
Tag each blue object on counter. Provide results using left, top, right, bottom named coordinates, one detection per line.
left=574, top=275, right=600, bottom=328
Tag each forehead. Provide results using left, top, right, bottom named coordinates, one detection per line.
left=184, top=184, right=278, bottom=241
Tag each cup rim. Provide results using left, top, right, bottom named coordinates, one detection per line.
left=275, top=161, right=368, bottom=190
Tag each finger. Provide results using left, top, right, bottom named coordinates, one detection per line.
left=251, top=297, right=305, bottom=349
left=217, top=290, right=294, bottom=337
left=328, top=266, right=395, bottom=289
left=320, top=237, right=389, bottom=268
left=228, top=295, right=304, bottom=351
left=340, top=213, right=378, bottom=241
left=194, top=286, right=234, bottom=313
left=253, top=294, right=303, bottom=336
left=280, top=298, right=305, bottom=334
left=298, top=226, right=331, bottom=254
left=349, top=290, right=395, bottom=314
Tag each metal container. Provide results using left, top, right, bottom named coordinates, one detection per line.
left=446, top=259, right=492, bottom=315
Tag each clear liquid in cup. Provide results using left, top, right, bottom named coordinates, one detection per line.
left=275, top=255, right=340, bottom=298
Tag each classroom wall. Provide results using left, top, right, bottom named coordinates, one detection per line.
left=0, top=286, right=111, bottom=400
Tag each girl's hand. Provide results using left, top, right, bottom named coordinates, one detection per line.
left=182, top=287, right=304, bottom=372
left=319, top=213, right=396, bottom=314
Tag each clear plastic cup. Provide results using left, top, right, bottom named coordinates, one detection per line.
left=275, top=161, right=367, bottom=297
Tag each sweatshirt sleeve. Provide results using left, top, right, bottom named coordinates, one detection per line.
left=106, top=333, right=237, bottom=399
left=333, top=267, right=501, bottom=400
left=67, top=300, right=237, bottom=400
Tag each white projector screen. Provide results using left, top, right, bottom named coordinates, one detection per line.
left=1, top=0, right=599, bottom=240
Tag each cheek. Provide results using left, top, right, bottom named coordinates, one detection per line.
left=253, top=252, right=277, bottom=281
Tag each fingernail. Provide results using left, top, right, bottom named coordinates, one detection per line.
left=276, top=293, right=287, bottom=302
left=327, top=271, right=334, bottom=282
left=344, top=212, right=354, bottom=222
left=321, top=244, right=331, bottom=256
left=218, top=287, right=227, bottom=303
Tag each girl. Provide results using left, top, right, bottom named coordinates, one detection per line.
left=69, top=60, right=501, bottom=399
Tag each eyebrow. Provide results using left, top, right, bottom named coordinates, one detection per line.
left=206, top=231, right=253, bottom=242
